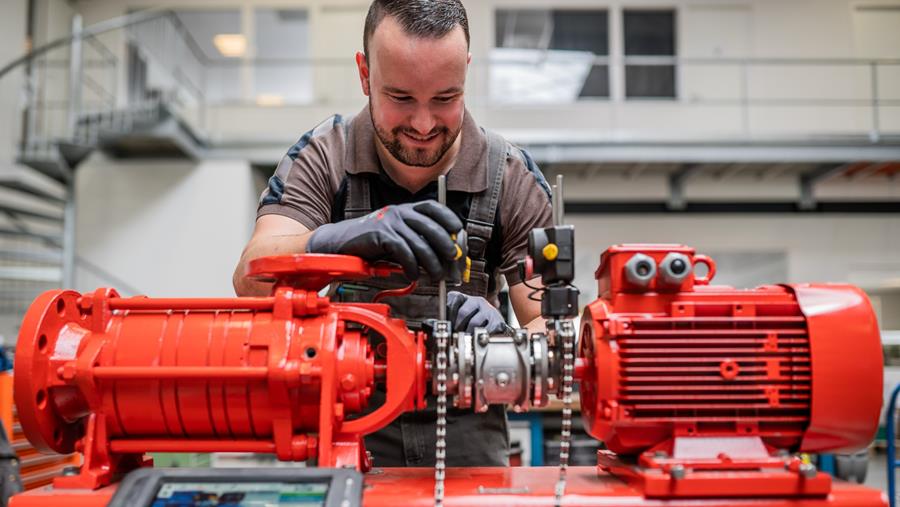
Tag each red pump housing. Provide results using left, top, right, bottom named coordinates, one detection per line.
left=579, top=244, right=883, bottom=498
left=7, top=247, right=890, bottom=507
left=13, top=254, right=427, bottom=490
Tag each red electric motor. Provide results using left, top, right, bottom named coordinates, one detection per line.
left=579, top=244, right=883, bottom=498
left=13, top=254, right=427, bottom=491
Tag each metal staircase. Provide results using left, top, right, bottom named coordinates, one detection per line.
left=0, top=9, right=208, bottom=342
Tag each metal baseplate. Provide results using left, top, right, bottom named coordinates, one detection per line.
left=9, top=466, right=886, bottom=507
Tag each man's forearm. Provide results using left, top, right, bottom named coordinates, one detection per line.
left=233, top=231, right=314, bottom=296
left=523, top=316, right=547, bottom=334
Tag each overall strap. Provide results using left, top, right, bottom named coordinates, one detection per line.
left=465, top=129, right=507, bottom=261
left=341, top=114, right=373, bottom=220
left=344, top=174, right=372, bottom=219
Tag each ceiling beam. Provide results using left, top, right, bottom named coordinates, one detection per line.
left=566, top=201, right=900, bottom=214
left=624, top=162, right=649, bottom=180
left=668, top=163, right=702, bottom=210
left=523, top=142, right=900, bottom=165
left=798, top=164, right=849, bottom=210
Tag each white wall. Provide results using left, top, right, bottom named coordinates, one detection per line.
left=558, top=172, right=900, bottom=307
left=560, top=172, right=900, bottom=202
left=570, top=213, right=900, bottom=324
left=60, top=0, right=900, bottom=144
left=75, top=154, right=258, bottom=297
left=52, top=0, right=900, bottom=307
left=28, top=0, right=80, bottom=141
left=469, top=0, right=900, bottom=142
left=0, top=0, right=27, bottom=171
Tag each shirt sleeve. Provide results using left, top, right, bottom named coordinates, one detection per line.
left=498, top=146, right=553, bottom=286
left=256, top=115, right=345, bottom=230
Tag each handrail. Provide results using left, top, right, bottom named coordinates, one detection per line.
left=0, top=8, right=172, bottom=81
left=5, top=13, right=898, bottom=82
left=83, top=35, right=117, bottom=65
left=164, top=12, right=213, bottom=65
left=198, top=54, right=900, bottom=67
left=612, top=55, right=900, bottom=66
left=886, top=382, right=900, bottom=507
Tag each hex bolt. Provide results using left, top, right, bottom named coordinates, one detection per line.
left=478, top=333, right=489, bottom=347
left=799, top=463, right=817, bottom=478
left=669, top=464, right=686, bottom=480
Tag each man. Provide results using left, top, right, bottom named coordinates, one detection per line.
left=233, top=0, right=552, bottom=467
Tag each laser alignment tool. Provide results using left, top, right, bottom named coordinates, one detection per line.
left=8, top=177, right=886, bottom=506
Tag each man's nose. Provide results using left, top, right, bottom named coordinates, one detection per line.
left=410, top=106, right=437, bottom=135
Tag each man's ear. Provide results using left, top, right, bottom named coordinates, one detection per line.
left=356, top=51, right=370, bottom=96
left=467, top=52, right=472, bottom=66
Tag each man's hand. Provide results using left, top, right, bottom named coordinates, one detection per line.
left=446, top=291, right=510, bottom=334
left=307, top=200, right=463, bottom=281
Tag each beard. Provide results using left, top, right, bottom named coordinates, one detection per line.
left=369, top=98, right=462, bottom=167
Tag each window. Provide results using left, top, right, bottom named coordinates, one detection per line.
left=172, top=9, right=311, bottom=105
left=623, top=10, right=677, bottom=99
left=547, top=10, right=609, bottom=98
left=174, top=10, right=242, bottom=103
left=493, top=9, right=609, bottom=103
left=254, top=9, right=312, bottom=104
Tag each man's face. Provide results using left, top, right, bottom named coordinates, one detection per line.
left=357, top=16, right=470, bottom=168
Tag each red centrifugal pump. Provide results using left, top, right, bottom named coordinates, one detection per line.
left=7, top=242, right=888, bottom=507
left=579, top=244, right=884, bottom=498
left=13, top=255, right=426, bottom=490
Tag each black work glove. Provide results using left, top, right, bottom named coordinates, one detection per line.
left=447, top=291, right=510, bottom=334
left=307, top=200, right=463, bottom=281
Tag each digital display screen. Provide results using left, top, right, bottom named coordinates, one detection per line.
left=151, top=481, right=329, bottom=507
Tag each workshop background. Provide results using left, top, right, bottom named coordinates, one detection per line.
left=0, top=0, right=899, bottom=492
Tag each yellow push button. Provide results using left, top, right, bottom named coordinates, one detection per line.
left=542, top=243, right=559, bottom=261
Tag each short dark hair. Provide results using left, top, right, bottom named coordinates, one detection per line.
left=363, top=0, right=470, bottom=58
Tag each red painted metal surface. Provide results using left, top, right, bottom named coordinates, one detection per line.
left=793, top=284, right=884, bottom=452
left=579, top=244, right=883, bottom=498
left=9, top=467, right=886, bottom=507
left=245, top=253, right=401, bottom=291
left=8, top=248, right=888, bottom=505
left=13, top=254, right=427, bottom=490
